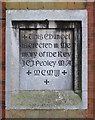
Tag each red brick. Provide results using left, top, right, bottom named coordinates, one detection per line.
left=88, top=109, right=94, bottom=115
left=1, top=3, right=6, bottom=118
left=88, top=90, right=93, bottom=98
left=88, top=28, right=94, bottom=33
left=88, top=60, right=94, bottom=65
left=88, top=37, right=94, bottom=42
left=88, top=102, right=93, bottom=109
left=89, top=33, right=94, bottom=38
left=88, top=42, right=94, bottom=49
left=87, top=2, right=94, bottom=6
left=2, top=2, right=6, bottom=19
left=88, top=81, right=94, bottom=86
left=88, top=49, right=94, bottom=56
left=88, top=54, right=94, bottom=60
left=88, top=65, right=93, bottom=71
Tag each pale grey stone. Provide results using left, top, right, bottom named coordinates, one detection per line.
left=6, top=10, right=88, bottom=109
left=20, top=29, right=73, bottom=90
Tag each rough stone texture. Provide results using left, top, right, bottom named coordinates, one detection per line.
left=6, top=10, right=88, bottom=111
left=10, top=91, right=81, bottom=109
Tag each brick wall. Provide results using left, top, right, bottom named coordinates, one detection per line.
left=0, top=1, right=95, bottom=119
left=87, top=2, right=95, bottom=118
left=1, top=2, right=6, bottom=119
left=0, top=2, right=2, bottom=119
left=94, top=1, right=95, bottom=118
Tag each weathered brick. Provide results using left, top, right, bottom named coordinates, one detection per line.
left=6, top=2, right=20, bottom=10
left=19, top=2, right=27, bottom=10
left=75, top=2, right=87, bottom=9
left=27, top=2, right=42, bottom=10
left=2, top=2, right=6, bottom=19
left=53, top=2, right=68, bottom=10
left=27, top=2, right=68, bottom=10
left=41, top=2, right=55, bottom=9
left=19, top=110, right=26, bottom=118
left=39, top=110, right=67, bottom=118
left=67, top=2, right=75, bottom=9
left=67, top=110, right=76, bottom=118
left=42, top=2, right=68, bottom=10
left=0, top=105, right=2, bottom=119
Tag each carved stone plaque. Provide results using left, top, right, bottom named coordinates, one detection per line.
left=20, top=29, right=73, bottom=90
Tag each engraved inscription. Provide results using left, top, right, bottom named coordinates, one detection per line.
left=20, top=29, right=73, bottom=90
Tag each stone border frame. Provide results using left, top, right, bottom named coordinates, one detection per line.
left=6, top=10, right=88, bottom=109
left=12, top=21, right=81, bottom=92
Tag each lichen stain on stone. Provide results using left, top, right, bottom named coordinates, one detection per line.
left=11, top=90, right=82, bottom=109
left=12, top=20, right=49, bottom=29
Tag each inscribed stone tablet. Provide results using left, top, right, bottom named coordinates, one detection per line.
left=20, top=29, right=73, bottom=90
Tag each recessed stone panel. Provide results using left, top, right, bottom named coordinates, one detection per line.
left=20, top=29, right=73, bottom=90
left=6, top=10, right=88, bottom=109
